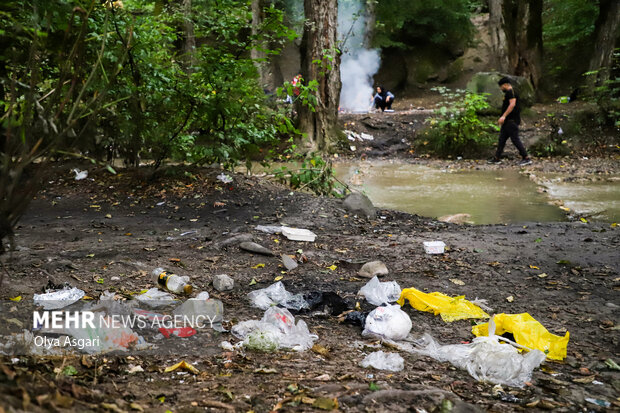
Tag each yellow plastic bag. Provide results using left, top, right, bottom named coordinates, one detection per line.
left=397, top=287, right=490, bottom=322
left=471, top=313, right=569, bottom=360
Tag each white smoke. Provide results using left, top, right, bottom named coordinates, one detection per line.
left=338, top=1, right=381, bottom=112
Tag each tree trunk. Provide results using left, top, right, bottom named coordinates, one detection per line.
left=587, top=0, right=620, bottom=87
left=182, top=0, right=197, bottom=71
left=298, top=0, right=341, bottom=153
left=502, top=0, right=543, bottom=90
left=488, top=0, right=509, bottom=71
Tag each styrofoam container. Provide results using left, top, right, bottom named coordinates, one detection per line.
left=423, top=241, right=446, bottom=254
left=281, top=227, right=317, bottom=242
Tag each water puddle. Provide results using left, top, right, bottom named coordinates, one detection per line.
left=334, top=161, right=568, bottom=224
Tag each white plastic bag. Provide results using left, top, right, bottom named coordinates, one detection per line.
left=231, top=307, right=318, bottom=352
left=360, top=351, right=404, bottom=372
left=135, top=288, right=176, bottom=307
left=362, top=305, right=412, bottom=341
left=358, top=276, right=401, bottom=306
left=247, top=281, right=309, bottom=311
left=33, top=287, right=85, bottom=310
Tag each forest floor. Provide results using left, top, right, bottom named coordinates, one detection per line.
left=0, top=98, right=619, bottom=413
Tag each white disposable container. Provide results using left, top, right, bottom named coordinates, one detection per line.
left=423, top=241, right=446, bottom=254
left=281, top=227, right=317, bottom=242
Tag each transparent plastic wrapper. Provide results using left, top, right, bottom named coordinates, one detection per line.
left=358, top=276, right=401, bottom=306
left=255, top=225, right=284, bottom=234
left=135, top=288, right=176, bottom=307
left=33, top=287, right=85, bottom=310
left=247, top=281, right=309, bottom=311
left=472, top=313, right=569, bottom=360
left=395, top=318, right=546, bottom=387
left=231, top=307, right=318, bottom=352
left=173, top=294, right=224, bottom=331
left=397, top=287, right=490, bottom=322
left=360, top=351, right=404, bottom=372
left=64, top=316, right=146, bottom=354
left=363, top=305, right=412, bottom=341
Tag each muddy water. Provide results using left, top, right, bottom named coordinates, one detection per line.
left=334, top=161, right=567, bottom=224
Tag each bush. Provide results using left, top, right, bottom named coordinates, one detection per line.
left=416, top=87, right=498, bottom=157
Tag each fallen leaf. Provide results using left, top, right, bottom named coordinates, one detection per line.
left=254, top=367, right=278, bottom=374
left=169, top=258, right=181, bottom=262
left=252, top=263, right=265, bottom=269
left=129, top=402, right=144, bottom=411
left=327, top=265, right=337, bottom=271
left=538, top=273, right=548, bottom=278
left=506, top=296, right=514, bottom=303
left=572, top=375, right=595, bottom=384
left=580, top=217, right=588, bottom=223
left=312, top=397, right=338, bottom=410
left=105, top=214, right=112, bottom=219
left=274, top=275, right=283, bottom=281
left=529, top=265, right=539, bottom=269
left=249, top=278, right=257, bottom=286
left=9, top=296, right=22, bottom=302
left=311, top=344, right=330, bottom=357
left=449, top=278, right=465, bottom=286
left=164, top=360, right=199, bottom=374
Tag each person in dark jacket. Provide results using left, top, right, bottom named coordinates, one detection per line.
left=371, top=86, right=394, bottom=112
left=488, top=77, right=532, bottom=166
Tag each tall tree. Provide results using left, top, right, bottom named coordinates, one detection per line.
left=587, top=0, right=620, bottom=88
left=298, top=0, right=341, bottom=153
left=489, top=0, right=543, bottom=90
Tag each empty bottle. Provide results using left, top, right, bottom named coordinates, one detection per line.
left=152, top=267, right=193, bottom=294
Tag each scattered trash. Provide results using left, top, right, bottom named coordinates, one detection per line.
left=363, top=305, right=412, bottom=341
left=164, top=360, right=200, bottom=374
left=344, top=311, right=368, bottom=326
left=304, top=291, right=349, bottom=316
left=360, top=351, right=404, bottom=372
left=402, top=320, right=546, bottom=387
left=397, top=287, right=490, bottom=322
left=213, top=274, right=234, bottom=292
left=231, top=307, right=318, bottom=352
left=72, top=168, right=88, bottom=180
left=152, top=267, right=193, bottom=294
left=33, top=287, right=86, bottom=310
left=255, top=225, right=284, bottom=234
left=159, top=326, right=197, bottom=338
left=173, top=294, right=224, bottom=331
left=585, top=398, right=611, bottom=408
left=358, top=261, right=389, bottom=278
left=64, top=316, right=146, bottom=354
left=135, top=288, right=176, bottom=307
left=472, top=313, right=569, bottom=360
left=127, top=365, right=144, bottom=374
left=281, top=254, right=299, bottom=271
left=247, top=281, right=309, bottom=311
left=239, top=241, right=274, bottom=256
left=281, top=227, right=317, bottom=242
left=423, top=241, right=446, bottom=254
left=216, top=173, right=233, bottom=184
left=358, top=276, right=401, bottom=306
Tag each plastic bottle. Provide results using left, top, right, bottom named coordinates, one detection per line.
left=152, top=267, right=193, bottom=294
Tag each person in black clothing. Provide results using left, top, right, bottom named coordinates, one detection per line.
left=371, top=86, right=395, bottom=112
left=489, top=77, right=532, bottom=165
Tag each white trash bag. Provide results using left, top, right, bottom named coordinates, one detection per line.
left=358, top=276, right=401, bottom=306
left=362, top=304, right=412, bottom=341
left=360, top=350, right=405, bottom=372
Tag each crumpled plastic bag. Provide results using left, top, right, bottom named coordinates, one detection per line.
left=363, top=305, right=412, bottom=341
left=360, top=351, right=404, bottom=372
left=358, top=276, right=401, bottom=306
left=391, top=317, right=546, bottom=387
left=471, top=313, right=569, bottom=360
left=231, top=307, right=318, bottom=352
left=397, top=287, right=489, bottom=322
left=135, top=288, right=176, bottom=307
left=33, top=287, right=85, bottom=310
left=247, top=281, right=309, bottom=311
left=64, top=315, right=146, bottom=354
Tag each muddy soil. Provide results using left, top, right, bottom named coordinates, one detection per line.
left=0, top=162, right=618, bottom=412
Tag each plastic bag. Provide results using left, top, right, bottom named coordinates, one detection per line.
left=363, top=305, right=412, bottom=341
left=173, top=295, right=224, bottom=331
left=471, top=313, right=569, bottom=360
left=231, top=307, right=318, bottom=352
left=135, top=288, right=176, bottom=307
left=358, top=276, right=401, bottom=306
left=409, top=330, right=546, bottom=388
left=247, top=282, right=309, bottom=311
left=64, top=316, right=146, bottom=354
left=33, top=287, right=85, bottom=310
left=360, top=351, right=404, bottom=372
left=397, top=287, right=489, bottom=322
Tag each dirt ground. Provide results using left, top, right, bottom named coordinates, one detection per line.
left=0, top=147, right=618, bottom=412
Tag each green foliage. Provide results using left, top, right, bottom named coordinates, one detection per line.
left=373, top=0, right=474, bottom=54
left=542, top=0, right=598, bottom=85
left=272, top=150, right=345, bottom=197
left=418, top=87, right=498, bottom=157
left=584, top=50, right=620, bottom=129
left=529, top=114, right=572, bottom=157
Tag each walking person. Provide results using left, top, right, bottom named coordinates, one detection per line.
left=488, top=77, right=532, bottom=165
left=371, top=86, right=395, bottom=112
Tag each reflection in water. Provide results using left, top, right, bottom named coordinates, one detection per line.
left=334, top=161, right=568, bottom=225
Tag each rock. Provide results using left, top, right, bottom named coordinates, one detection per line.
left=358, top=261, right=389, bottom=278
left=239, top=241, right=273, bottom=256
left=213, top=274, right=234, bottom=292
left=438, top=213, right=473, bottom=224
left=343, top=192, right=376, bottom=219
left=216, top=233, right=253, bottom=249
left=281, top=254, right=298, bottom=271
left=466, top=72, right=535, bottom=108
